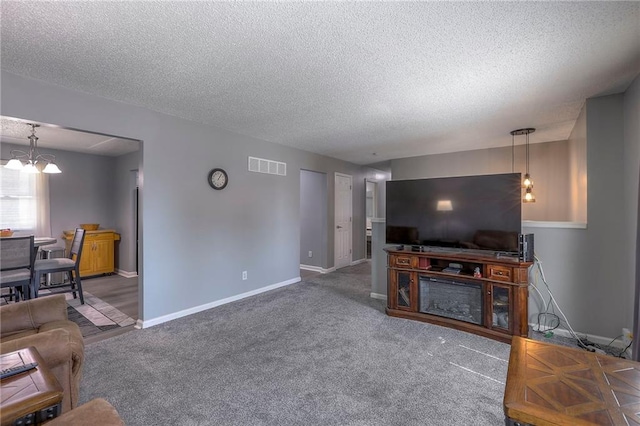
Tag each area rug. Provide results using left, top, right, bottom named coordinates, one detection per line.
left=62, top=291, right=136, bottom=337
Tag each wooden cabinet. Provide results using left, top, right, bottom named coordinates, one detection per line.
left=389, top=269, right=417, bottom=311
left=63, top=229, right=120, bottom=278
left=386, top=248, right=531, bottom=343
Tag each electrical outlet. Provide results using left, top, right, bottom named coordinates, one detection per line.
left=242, top=271, right=247, bottom=280
left=623, top=328, right=633, bottom=345
left=308, top=251, right=313, bottom=258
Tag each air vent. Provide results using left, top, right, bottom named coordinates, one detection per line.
left=248, top=156, right=286, bottom=176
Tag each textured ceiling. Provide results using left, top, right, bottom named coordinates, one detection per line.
left=0, top=117, right=139, bottom=157
left=1, top=2, right=638, bottom=165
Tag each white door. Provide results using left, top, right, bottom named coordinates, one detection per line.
left=335, top=173, right=352, bottom=269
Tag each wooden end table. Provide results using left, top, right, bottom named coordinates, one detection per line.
left=0, top=347, right=63, bottom=426
left=504, top=336, right=640, bottom=426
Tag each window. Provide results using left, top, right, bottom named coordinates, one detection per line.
left=0, top=165, right=37, bottom=232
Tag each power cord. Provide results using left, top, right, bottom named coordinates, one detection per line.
left=532, top=255, right=634, bottom=358
left=531, top=255, right=595, bottom=351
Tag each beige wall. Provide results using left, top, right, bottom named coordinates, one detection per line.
left=390, top=139, right=577, bottom=222
left=568, top=105, right=588, bottom=223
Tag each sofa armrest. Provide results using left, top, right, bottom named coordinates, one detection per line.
left=48, top=398, right=124, bottom=426
left=0, top=328, right=81, bottom=369
left=0, top=294, right=68, bottom=336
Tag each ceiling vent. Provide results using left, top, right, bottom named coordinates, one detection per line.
left=248, top=156, right=286, bottom=176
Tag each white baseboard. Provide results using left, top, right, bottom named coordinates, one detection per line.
left=300, top=264, right=335, bottom=274
left=351, top=258, right=368, bottom=266
left=139, top=277, right=301, bottom=329
left=116, top=269, right=138, bottom=278
left=370, top=292, right=387, bottom=301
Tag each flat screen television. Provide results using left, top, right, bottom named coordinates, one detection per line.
left=385, top=173, right=522, bottom=253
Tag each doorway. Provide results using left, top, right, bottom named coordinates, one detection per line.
left=365, top=180, right=378, bottom=259
left=0, top=116, right=142, bottom=338
left=300, top=169, right=328, bottom=273
left=334, top=173, right=352, bottom=269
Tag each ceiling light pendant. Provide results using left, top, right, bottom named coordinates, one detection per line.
left=4, top=123, right=62, bottom=174
left=510, top=128, right=536, bottom=203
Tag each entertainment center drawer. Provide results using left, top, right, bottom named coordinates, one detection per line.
left=389, top=254, right=414, bottom=268
left=486, top=264, right=512, bottom=282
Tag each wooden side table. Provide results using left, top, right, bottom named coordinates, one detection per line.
left=504, top=336, right=640, bottom=425
left=1, top=347, right=63, bottom=426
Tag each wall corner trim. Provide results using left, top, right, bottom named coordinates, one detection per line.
left=300, top=264, right=335, bottom=274
left=370, top=292, right=387, bottom=300
left=116, top=269, right=138, bottom=278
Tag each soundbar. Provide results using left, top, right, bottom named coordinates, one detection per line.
left=519, top=234, right=534, bottom=262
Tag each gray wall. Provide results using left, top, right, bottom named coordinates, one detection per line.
left=623, top=75, right=640, bottom=331
left=568, top=105, right=588, bottom=223
left=391, top=140, right=574, bottom=222
left=371, top=219, right=388, bottom=297
left=114, top=151, right=141, bottom=274
left=300, top=169, right=327, bottom=268
left=1, top=70, right=369, bottom=322
left=580, top=93, right=627, bottom=338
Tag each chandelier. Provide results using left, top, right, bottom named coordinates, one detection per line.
left=510, top=128, right=535, bottom=203
left=4, top=124, right=62, bottom=174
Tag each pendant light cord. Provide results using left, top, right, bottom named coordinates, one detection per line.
left=525, top=131, right=530, bottom=176
left=511, top=133, right=515, bottom=173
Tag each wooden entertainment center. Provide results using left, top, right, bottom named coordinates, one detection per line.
left=385, top=247, right=532, bottom=343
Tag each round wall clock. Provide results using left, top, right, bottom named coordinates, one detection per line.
left=208, top=168, right=228, bottom=190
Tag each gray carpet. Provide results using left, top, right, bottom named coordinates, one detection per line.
left=80, top=263, right=511, bottom=425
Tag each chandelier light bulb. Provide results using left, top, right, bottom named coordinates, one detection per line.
left=22, top=161, right=40, bottom=174
left=5, top=158, right=24, bottom=170
left=523, top=187, right=536, bottom=203
left=43, top=162, right=62, bottom=174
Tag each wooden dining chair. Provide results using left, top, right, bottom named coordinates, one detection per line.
left=31, top=228, right=86, bottom=304
left=0, top=235, right=35, bottom=301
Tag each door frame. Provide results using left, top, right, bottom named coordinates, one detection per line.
left=365, top=179, right=378, bottom=259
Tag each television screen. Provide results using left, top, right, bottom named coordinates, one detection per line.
left=386, top=173, right=522, bottom=252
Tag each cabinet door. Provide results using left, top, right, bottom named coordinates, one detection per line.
left=92, top=238, right=115, bottom=275
left=389, top=269, right=416, bottom=311
left=78, top=239, right=94, bottom=277
left=488, top=283, right=511, bottom=332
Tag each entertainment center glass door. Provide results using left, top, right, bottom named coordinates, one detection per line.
left=490, top=284, right=511, bottom=331
left=396, top=271, right=412, bottom=310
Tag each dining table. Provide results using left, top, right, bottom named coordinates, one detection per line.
left=35, top=236, right=58, bottom=248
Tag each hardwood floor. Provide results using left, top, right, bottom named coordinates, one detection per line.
left=81, top=274, right=138, bottom=320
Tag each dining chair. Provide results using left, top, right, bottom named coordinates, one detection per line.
left=32, top=228, right=86, bottom=304
left=0, top=235, right=35, bottom=302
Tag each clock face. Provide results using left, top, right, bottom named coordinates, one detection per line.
left=208, top=168, right=228, bottom=190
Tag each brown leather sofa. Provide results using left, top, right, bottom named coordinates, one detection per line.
left=0, top=294, right=84, bottom=413
left=48, top=398, right=124, bottom=425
